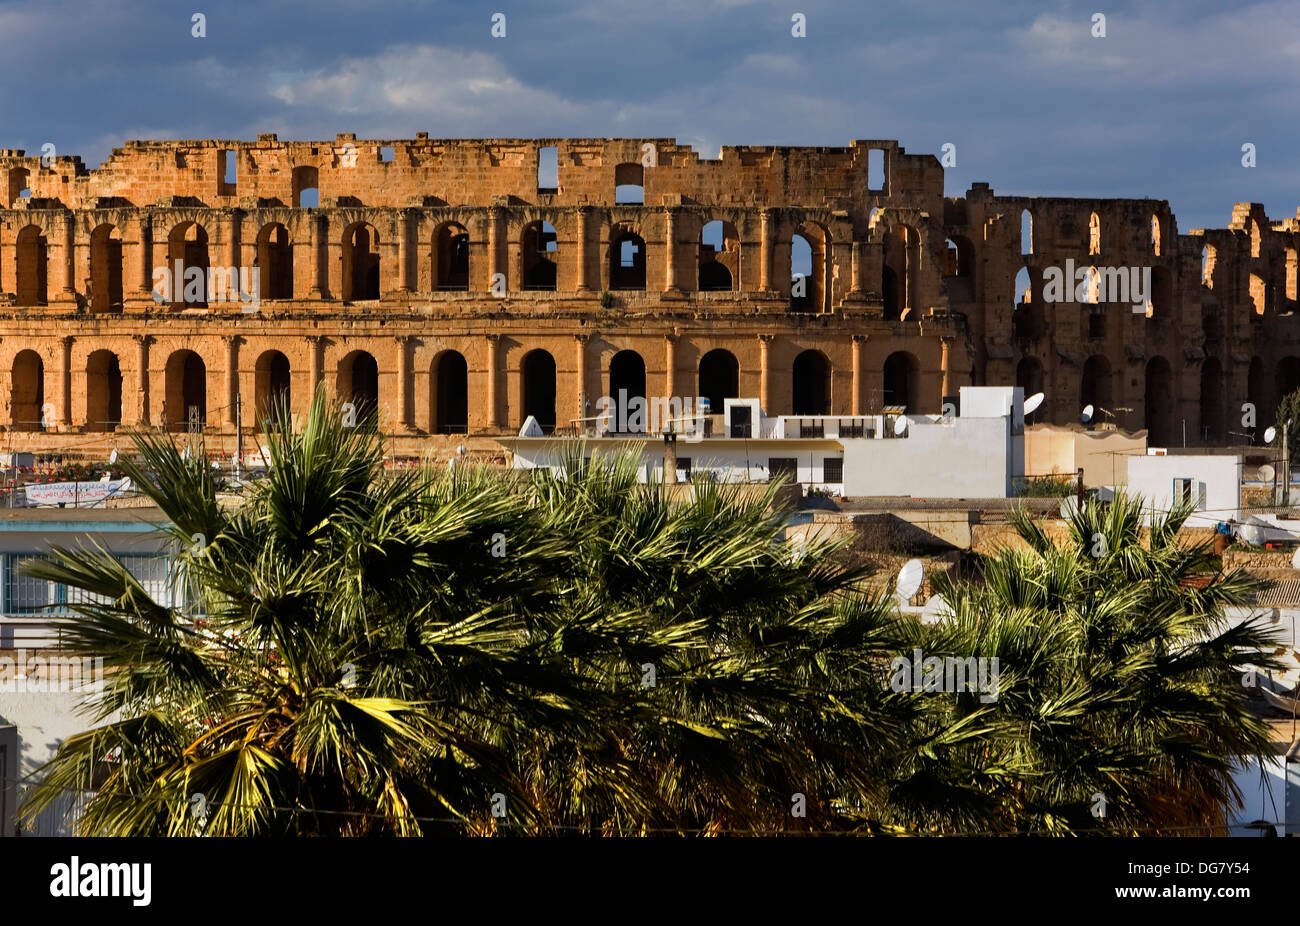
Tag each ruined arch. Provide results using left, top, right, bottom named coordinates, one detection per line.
left=882, top=351, right=918, bottom=412
left=793, top=349, right=831, bottom=415
left=699, top=219, right=738, bottom=292
left=89, top=224, right=124, bottom=313
left=338, top=350, right=379, bottom=430
left=521, top=220, right=558, bottom=290
left=256, top=223, right=293, bottom=300
left=15, top=225, right=47, bottom=307
left=86, top=349, right=122, bottom=432
left=1200, top=357, right=1226, bottom=443
left=1080, top=355, right=1112, bottom=418
left=608, top=349, right=647, bottom=432
left=698, top=348, right=739, bottom=414
left=790, top=221, right=828, bottom=312
left=433, top=221, right=470, bottom=291
left=166, top=221, right=210, bottom=309
left=610, top=229, right=646, bottom=290
left=1144, top=356, right=1174, bottom=446
left=11, top=349, right=44, bottom=431
left=342, top=222, right=380, bottom=300
left=521, top=349, right=556, bottom=433
left=883, top=224, right=918, bottom=320
left=255, top=350, right=291, bottom=425
left=165, top=350, right=207, bottom=431
left=432, top=350, right=468, bottom=435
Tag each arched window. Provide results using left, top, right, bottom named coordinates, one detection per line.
left=608, top=350, right=647, bottom=433
left=89, top=224, right=124, bottom=313
left=254, top=350, right=291, bottom=425
left=86, top=350, right=122, bottom=432
left=339, top=350, right=379, bottom=431
left=15, top=225, right=48, bottom=307
left=522, top=221, right=557, bottom=291
left=11, top=349, right=44, bottom=431
left=432, top=351, right=468, bottom=434
left=610, top=230, right=646, bottom=290
left=882, top=351, right=918, bottom=412
left=433, top=223, right=470, bottom=290
left=257, top=223, right=293, bottom=300
left=698, top=220, right=737, bottom=291
left=165, top=350, right=207, bottom=432
left=793, top=350, right=831, bottom=415
left=697, top=349, right=739, bottom=413
left=521, top=349, right=557, bottom=433
left=342, top=223, right=380, bottom=300
left=166, top=222, right=210, bottom=309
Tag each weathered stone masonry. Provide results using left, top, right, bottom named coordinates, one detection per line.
left=0, top=132, right=1296, bottom=457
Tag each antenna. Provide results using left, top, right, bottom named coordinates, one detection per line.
left=1024, top=392, right=1045, bottom=416
left=895, top=558, right=924, bottom=603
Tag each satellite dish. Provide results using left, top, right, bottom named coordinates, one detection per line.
left=1291, top=546, right=1300, bottom=570
left=893, top=415, right=909, bottom=436
left=1259, top=464, right=1276, bottom=483
left=895, top=558, right=924, bottom=602
left=1081, top=404, right=1095, bottom=425
left=456, top=445, right=468, bottom=456
left=99, top=473, right=110, bottom=484
left=108, top=448, right=118, bottom=465
left=921, top=594, right=953, bottom=625
left=1265, top=426, right=1278, bottom=444
left=1024, top=392, right=1045, bottom=416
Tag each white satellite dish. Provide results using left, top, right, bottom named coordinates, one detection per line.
left=108, top=448, right=118, bottom=465
left=1291, top=546, right=1300, bottom=570
left=99, top=473, right=110, bottom=483
left=518, top=416, right=544, bottom=438
left=1024, top=392, right=1045, bottom=416
left=1081, top=404, right=1095, bottom=425
left=896, top=558, right=924, bottom=602
left=893, top=415, right=909, bottom=437
left=1265, top=426, right=1278, bottom=444
left=921, top=594, right=953, bottom=625
left=1259, top=464, right=1276, bottom=483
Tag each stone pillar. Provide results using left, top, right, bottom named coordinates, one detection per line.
left=225, top=335, right=240, bottom=427
left=396, top=210, right=412, bottom=292
left=664, top=209, right=678, bottom=291
left=395, top=335, right=411, bottom=429
left=135, top=214, right=154, bottom=295
left=760, top=209, right=773, bottom=291
left=310, top=215, right=325, bottom=297
left=133, top=335, right=151, bottom=426
left=574, top=333, right=589, bottom=425
left=759, top=334, right=774, bottom=413
left=488, top=207, right=504, bottom=291
left=852, top=240, right=866, bottom=293
left=486, top=334, right=501, bottom=430
left=224, top=211, right=239, bottom=275
left=307, top=336, right=322, bottom=398
left=576, top=209, right=590, bottom=291
left=60, top=336, right=73, bottom=428
left=940, top=336, right=953, bottom=398
left=851, top=335, right=867, bottom=415
left=664, top=334, right=677, bottom=399
left=62, top=214, right=76, bottom=296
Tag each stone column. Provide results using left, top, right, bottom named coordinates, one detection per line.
left=851, top=335, right=867, bottom=415
left=307, top=336, right=322, bottom=398
left=136, top=215, right=153, bottom=296
left=576, top=208, right=590, bottom=291
left=488, top=207, right=504, bottom=292
left=133, top=335, right=151, bottom=426
left=62, top=214, right=76, bottom=296
left=940, top=336, right=953, bottom=398
left=395, top=335, right=411, bottom=429
left=310, top=215, right=325, bottom=297
left=224, top=211, right=239, bottom=275
left=759, top=209, right=773, bottom=291
left=60, top=336, right=73, bottom=428
left=225, top=335, right=240, bottom=427
left=759, top=334, right=774, bottom=413
left=396, top=210, right=412, bottom=292
left=574, top=333, right=589, bottom=425
left=852, top=240, right=866, bottom=293
left=486, top=334, right=501, bottom=430
left=664, top=333, right=677, bottom=399
left=664, top=209, right=677, bottom=291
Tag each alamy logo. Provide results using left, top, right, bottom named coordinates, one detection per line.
left=49, top=856, right=151, bottom=906
left=1040, top=259, right=1151, bottom=314
left=152, top=262, right=260, bottom=311
left=594, top=391, right=707, bottom=441
left=888, top=648, right=1000, bottom=703
left=0, top=650, right=104, bottom=693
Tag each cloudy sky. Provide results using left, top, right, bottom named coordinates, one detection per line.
left=0, top=0, right=1294, bottom=230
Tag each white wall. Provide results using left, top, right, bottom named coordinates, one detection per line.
left=1125, top=454, right=1241, bottom=527
left=842, top=416, right=1017, bottom=497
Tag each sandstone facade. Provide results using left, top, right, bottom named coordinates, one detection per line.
left=0, top=133, right=1295, bottom=457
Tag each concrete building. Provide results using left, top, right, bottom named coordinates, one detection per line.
left=1125, top=453, right=1242, bottom=528
left=0, top=507, right=178, bottom=836
left=503, top=385, right=1025, bottom=499
left=0, top=135, right=1295, bottom=462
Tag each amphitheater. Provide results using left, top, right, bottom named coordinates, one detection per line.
left=0, top=132, right=1297, bottom=460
